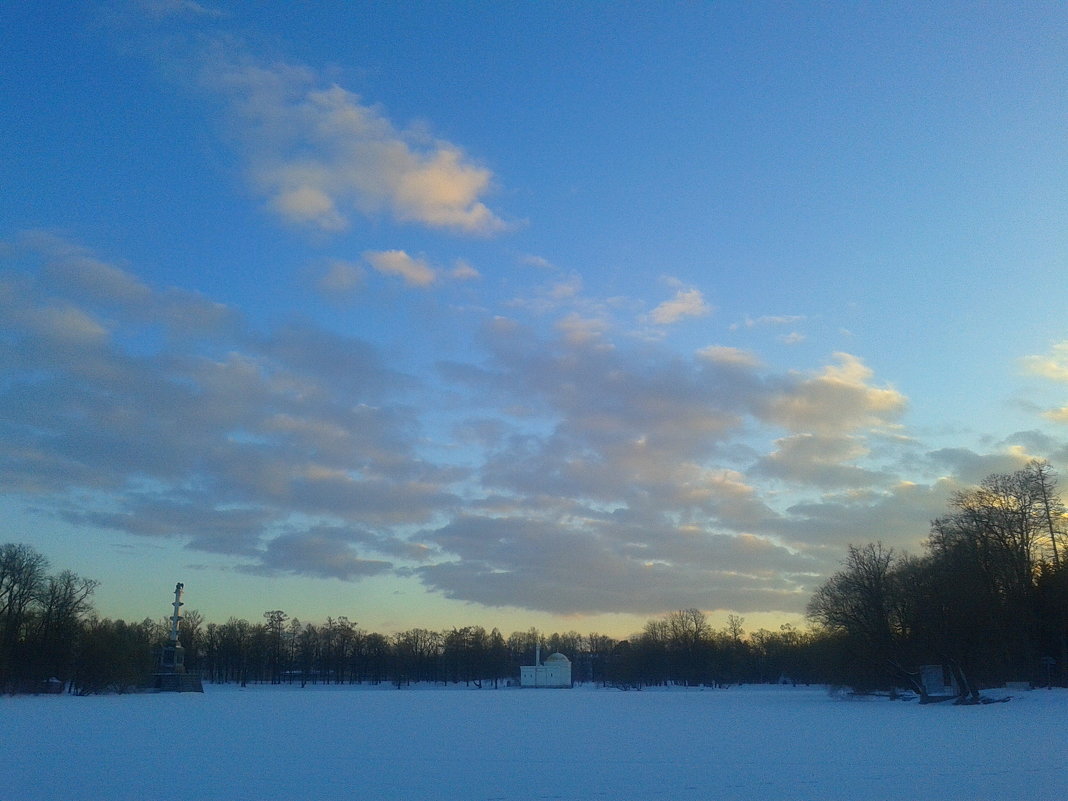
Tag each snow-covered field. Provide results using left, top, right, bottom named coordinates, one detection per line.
left=2, top=683, right=1064, bottom=800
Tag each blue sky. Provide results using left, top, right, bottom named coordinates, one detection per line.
left=2, top=1, right=1067, bottom=637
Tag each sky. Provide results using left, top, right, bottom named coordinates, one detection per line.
left=2, top=1, right=1067, bottom=638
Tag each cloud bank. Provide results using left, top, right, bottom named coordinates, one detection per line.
left=4, top=232, right=1055, bottom=619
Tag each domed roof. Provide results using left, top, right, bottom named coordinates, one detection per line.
left=544, top=652, right=570, bottom=663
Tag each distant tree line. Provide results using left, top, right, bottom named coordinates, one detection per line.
left=3, top=461, right=1066, bottom=696
left=157, top=608, right=822, bottom=691
left=189, top=609, right=823, bottom=690
left=0, top=544, right=819, bottom=693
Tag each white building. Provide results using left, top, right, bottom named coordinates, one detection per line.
left=520, top=646, right=572, bottom=688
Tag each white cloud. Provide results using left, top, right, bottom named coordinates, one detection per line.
left=762, top=353, right=906, bottom=435
left=648, top=288, right=712, bottom=325
left=1045, top=407, right=1068, bottom=423
left=418, top=514, right=813, bottom=615
left=140, top=0, right=225, bottom=17
left=21, top=231, right=152, bottom=307
left=240, top=528, right=393, bottom=580
left=520, top=253, right=555, bottom=270
left=20, top=304, right=110, bottom=346
left=549, top=276, right=582, bottom=301
left=364, top=249, right=437, bottom=288
left=1022, top=342, right=1068, bottom=381
left=450, top=259, right=480, bottom=281
left=272, top=185, right=346, bottom=231
left=0, top=235, right=448, bottom=574
left=926, top=447, right=1037, bottom=485
left=1022, top=342, right=1068, bottom=424
left=757, top=433, right=889, bottom=489
left=730, top=314, right=806, bottom=331
left=769, top=479, right=958, bottom=553
left=697, top=345, right=762, bottom=368
left=10, top=232, right=235, bottom=340
left=205, top=57, right=506, bottom=234
left=316, top=260, right=364, bottom=294
left=507, top=274, right=587, bottom=316
left=556, top=313, right=611, bottom=347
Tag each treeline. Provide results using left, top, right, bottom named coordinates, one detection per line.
left=4, top=461, right=1067, bottom=696
left=78, top=608, right=820, bottom=691
left=192, top=609, right=825, bottom=689
left=0, top=541, right=817, bottom=692
left=808, top=460, right=1068, bottom=700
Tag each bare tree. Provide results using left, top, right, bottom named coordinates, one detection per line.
left=666, top=609, right=712, bottom=686
left=31, top=569, right=98, bottom=684
left=808, top=543, right=900, bottom=647
left=263, top=610, right=289, bottom=684
left=0, top=543, right=49, bottom=688
left=1028, top=460, right=1065, bottom=567
left=807, top=543, right=917, bottom=693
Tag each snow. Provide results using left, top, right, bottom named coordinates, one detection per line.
left=2, top=684, right=1065, bottom=800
